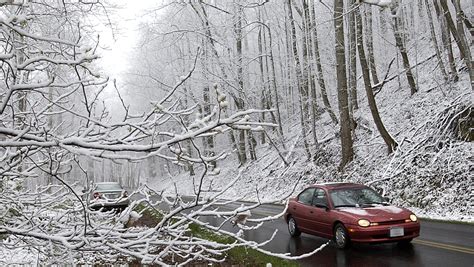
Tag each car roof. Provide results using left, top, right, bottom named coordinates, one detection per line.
left=313, top=182, right=365, bottom=190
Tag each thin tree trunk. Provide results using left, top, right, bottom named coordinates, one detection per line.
left=260, top=91, right=266, bottom=144
left=294, top=1, right=310, bottom=123
left=451, top=0, right=473, bottom=89
left=365, top=6, right=380, bottom=85
left=310, top=0, right=338, bottom=124
left=284, top=5, right=295, bottom=116
left=286, top=0, right=311, bottom=159
left=264, top=20, right=285, bottom=138
left=334, top=0, right=354, bottom=169
left=433, top=0, right=458, bottom=81
left=247, top=130, right=257, bottom=160
left=356, top=9, right=398, bottom=153
left=191, top=3, right=242, bottom=163
left=348, top=0, right=358, bottom=132
left=203, top=86, right=216, bottom=169
left=391, top=0, right=417, bottom=95
left=183, top=84, right=195, bottom=176
left=425, top=0, right=449, bottom=82
left=257, top=23, right=268, bottom=144
left=261, top=23, right=278, bottom=127
left=302, top=0, right=318, bottom=147
left=438, top=0, right=465, bottom=60
left=233, top=1, right=247, bottom=165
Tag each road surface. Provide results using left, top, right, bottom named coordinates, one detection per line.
left=200, top=202, right=474, bottom=267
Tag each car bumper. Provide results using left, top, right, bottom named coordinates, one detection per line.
left=346, top=222, right=420, bottom=243
left=89, top=199, right=130, bottom=209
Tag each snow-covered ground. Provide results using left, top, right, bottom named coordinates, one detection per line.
left=148, top=58, right=473, bottom=223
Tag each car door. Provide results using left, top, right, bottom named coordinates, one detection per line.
left=306, top=188, right=333, bottom=238
left=291, top=187, right=316, bottom=232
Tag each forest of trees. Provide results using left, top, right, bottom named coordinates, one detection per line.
left=0, top=0, right=472, bottom=264
left=117, top=0, right=472, bottom=177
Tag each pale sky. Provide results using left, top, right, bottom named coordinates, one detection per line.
left=99, top=0, right=153, bottom=79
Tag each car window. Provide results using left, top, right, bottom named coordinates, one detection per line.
left=330, top=187, right=385, bottom=207
left=96, top=183, right=123, bottom=191
left=312, top=188, right=328, bottom=207
left=297, top=188, right=315, bottom=205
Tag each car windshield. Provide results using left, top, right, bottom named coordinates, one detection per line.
left=330, top=187, right=385, bottom=208
left=95, top=183, right=122, bottom=191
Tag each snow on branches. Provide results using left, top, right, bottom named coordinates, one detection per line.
left=0, top=1, right=324, bottom=265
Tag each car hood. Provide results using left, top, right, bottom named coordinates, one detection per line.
left=337, top=205, right=412, bottom=221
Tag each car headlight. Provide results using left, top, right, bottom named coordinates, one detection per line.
left=358, top=219, right=370, bottom=227
left=410, top=214, right=417, bottom=222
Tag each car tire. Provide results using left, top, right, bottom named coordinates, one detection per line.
left=288, top=216, right=301, bottom=237
left=333, top=223, right=351, bottom=249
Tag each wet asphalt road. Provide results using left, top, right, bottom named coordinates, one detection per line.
left=199, top=202, right=474, bottom=267
left=137, top=194, right=473, bottom=266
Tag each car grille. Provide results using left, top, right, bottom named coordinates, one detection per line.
left=104, top=193, right=121, bottom=199
left=377, top=220, right=406, bottom=225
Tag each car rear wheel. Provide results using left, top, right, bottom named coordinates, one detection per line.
left=288, top=216, right=301, bottom=237
left=334, top=223, right=350, bottom=249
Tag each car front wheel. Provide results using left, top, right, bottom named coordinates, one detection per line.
left=334, top=223, right=350, bottom=249
left=288, top=216, right=301, bottom=237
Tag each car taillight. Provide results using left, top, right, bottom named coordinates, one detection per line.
left=93, top=192, right=101, bottom=199
left=123, top=191, right=128, bottom=197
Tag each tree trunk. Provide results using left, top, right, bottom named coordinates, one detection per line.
left=264, top=20, right=285, bottom=138
left=261, top=22, right=278, bottom=127
left=260, top=91, right=266, bottom=144
left=348, top=0, right=358, bottom=132
left=451, top=0, right=473, bottom=89
left=294, top=1, right=310, bottom=124
left=257, top=24, right=268, bottom=144
left=284, top=6, right=295, bottom=116
left=247, top=130, right=257, bottom=160
left=286, top=0, right=311, bottom=159
left=365, top=6, right=380, bottom=85
left=334, top=0, right=354, bottom=170
left=191, top=2, right=242, bottom=163
left=356, top=9, right=398, bottom=153
left=234, top=2, right=247, bottom=165
left=310, top=0, right=339, bottom=124
left=202, top=86, right=216, bottom=169
left=438, top=0, right=465, bottom=59
left=391, top=0, right=417, bottom=95
left=302, top=0, right=318, bottom=148
left=425, top=0, right=449, bottom=82
left=432, top=0, right=458, bottom=81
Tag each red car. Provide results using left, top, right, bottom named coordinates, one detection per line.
left=285, top=183, right=420, bottom=248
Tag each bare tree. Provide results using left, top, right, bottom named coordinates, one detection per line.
left=390, top=0, right=418, bottom=95
left=355, top=8, right=398, bottom=153
left=425, top=0, right=449, bottom=82
left=0, top=1, right=330, bottom=264
left=286, top=0, right=312, bottom=159
left=334, top=0, right=354, bottom=169
left=310, top=0, right=339, bottom=124
left=364, top=5, right=380, bottom=85
left=450, top=0, right=473, bottom=89
left=432, top=0, right=459, bottom=81
left=348, top=0, right=359, bottom=114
